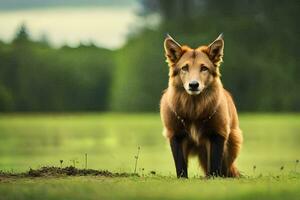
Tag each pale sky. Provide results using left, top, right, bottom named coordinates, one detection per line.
left=0, top=6, right=138, bottom=49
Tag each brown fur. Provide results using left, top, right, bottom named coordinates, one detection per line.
left=160, top=34, right=243, bottom=177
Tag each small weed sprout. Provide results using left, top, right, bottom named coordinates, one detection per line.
left=295, top=159, right=299, bottom=172
left=140, top=168, right=145, bottom=177
left=134, top=146, right=141, bottom=174
left=70, top=159, right=79, bottom=168
left=253, top=165, right=256, bottom=175
left=85, top=153, right=88, bottom=169
left=70, top=159, right=75, bottom=167
left=150, top=170, right=156, bottom=175
left=280, top=165, right=284, bottom=176
left=60, top=160, right=63, bottom=168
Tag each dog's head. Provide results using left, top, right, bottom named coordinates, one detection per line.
left=164, top=34, right=224, bottom=95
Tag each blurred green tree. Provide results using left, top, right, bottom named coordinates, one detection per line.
left=0, top=1, right=299, bottom=112
left=0, top=24, right=115, bottom=112
left=13, top=23, right=30, bottom=43
left=110, top=0, right=300, bottom=112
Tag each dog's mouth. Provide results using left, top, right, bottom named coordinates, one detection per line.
left=187, top=89, right=201, bottom=95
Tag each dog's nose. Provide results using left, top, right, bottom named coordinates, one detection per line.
left=189, top=81, right=199, bottom=90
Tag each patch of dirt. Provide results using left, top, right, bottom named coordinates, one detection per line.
left=0, top=166, right=139, bottom=179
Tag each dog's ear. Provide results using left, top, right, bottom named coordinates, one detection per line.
left=207, top=33, right=224, bottom=67
left=164, top=34, right=183, bottom=64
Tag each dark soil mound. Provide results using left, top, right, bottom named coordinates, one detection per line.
left=0, top=166, right=139, bottom=178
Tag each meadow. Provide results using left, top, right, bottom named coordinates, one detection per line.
left=0, top=113, right=299, bottom=199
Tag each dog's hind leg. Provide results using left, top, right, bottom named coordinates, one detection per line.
left=225, top=129, right=243, bottom=177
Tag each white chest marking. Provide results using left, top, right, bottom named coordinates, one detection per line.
left=190, top=123, right=202, bottom=145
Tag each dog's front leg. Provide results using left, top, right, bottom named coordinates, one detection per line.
left=209, top=134, right=225, bottom=177
left=170, top=133, right=188, bottom=178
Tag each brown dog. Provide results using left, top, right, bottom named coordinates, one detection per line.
left=160, top=34, right=243, bottom=178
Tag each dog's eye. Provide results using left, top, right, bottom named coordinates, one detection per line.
left=200, top=66, right=209, bottom=72
left=181, top=65, right=189, bottom=72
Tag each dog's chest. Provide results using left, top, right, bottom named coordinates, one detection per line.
left=188, top=122, right=206, bottom=145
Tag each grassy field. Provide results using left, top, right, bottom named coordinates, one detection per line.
left=0, top=113, right=299, bottom=199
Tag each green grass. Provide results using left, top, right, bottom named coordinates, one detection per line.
left=0, top=113, right=299, bottom=199
left=1, top=175, right=300, bottom=200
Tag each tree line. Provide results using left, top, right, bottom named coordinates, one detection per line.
left=0, top=24, right=113, bottom=111
left=0, top=0, right=299, bottom=112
